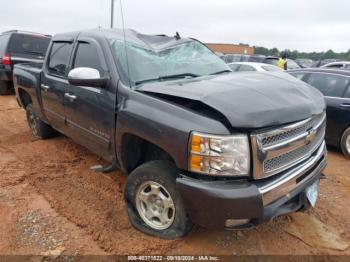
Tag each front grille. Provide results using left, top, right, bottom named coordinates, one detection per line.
left=263, top=121, right=325, bottom=172
left=251, top=112, right=326, bottom=179
left=261, top=113, right=325, bottom=147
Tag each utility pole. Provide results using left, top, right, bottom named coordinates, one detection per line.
left=110, top=0, right=115, bottom=28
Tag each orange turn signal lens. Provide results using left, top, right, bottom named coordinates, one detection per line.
left=191, top=134, right=202, bottom=153
left=190, top=155, right=203, bottom=171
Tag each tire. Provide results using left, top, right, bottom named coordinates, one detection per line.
left=25, top=104, right=56, bottom=139
left=340, top=127, right=350, bottom=159
left=0, top=81, right=12, bottom=95
left=124, top=160, right=192, bottom=239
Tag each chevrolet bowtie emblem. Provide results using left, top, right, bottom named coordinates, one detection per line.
left=305, top=129, right=317, bottom=145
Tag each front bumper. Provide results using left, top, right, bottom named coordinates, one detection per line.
left=176, top=141, right=326, bottom=229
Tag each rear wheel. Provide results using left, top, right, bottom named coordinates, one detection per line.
left=25, top=104, right=56, bottom=139
left=124, top=160, right=192, bottom=239
left=340, top=127, right=350, bottom=159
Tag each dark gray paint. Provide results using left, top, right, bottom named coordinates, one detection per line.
left=137, top=71, right=325, bottom=128
left=14, top=29, right=326, bottom=172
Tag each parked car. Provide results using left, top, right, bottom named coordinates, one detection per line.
left=296, top=59, right=314, bottom=68
left=228, top=62, right=282, bottom=72
left=321, top=61, right=350, bottom=70
left=289, top=68, right=350, bottom=158
left=263, top=56, right=301, bottom=70
left=286, top=59, right=302, bottom=70
left=0, top=30, right=51, bottom=95
left=312, top=59, right=339, bottom=68
left=14, top=29, right=326, bottom=239
left=263, top=56, right=280, bottom=66
left=221, top=54, right=266, bottom=64
left=221, top=54, right=242, bottom=63
left=247, top=54, right=266, bottom=63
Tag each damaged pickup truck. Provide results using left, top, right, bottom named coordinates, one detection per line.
left=13, top=29, right=327, bottom=239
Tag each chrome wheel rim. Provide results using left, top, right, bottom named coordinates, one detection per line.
left=346, top=134, right=350, bottom=153
left=28, top=110, right=38, bottom=137
left=136, top=181, right=175, bottom=230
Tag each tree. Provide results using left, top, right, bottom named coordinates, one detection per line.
left=346, top=49, right=350, bottom=61
left=270, top=48, right=279, bottom=56
left=253, top=46, right=349, bottom=61
left=323, top=49, right=336, bottom=59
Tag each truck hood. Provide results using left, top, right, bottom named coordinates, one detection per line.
left=137, top=72, right=325, bottom=129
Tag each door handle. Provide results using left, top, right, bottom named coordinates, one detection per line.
left=340, top=103, right=350, bottom=109
left=41, top=84, right=50, bottom=91
left=64, top=93, right=77, bottom=101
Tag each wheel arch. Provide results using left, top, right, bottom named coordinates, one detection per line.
left=17, top=88, right=32, bottom=108
left=120, top=133, right=177, bottom=174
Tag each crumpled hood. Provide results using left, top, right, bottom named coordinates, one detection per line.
left=137, top=71, right=326, bottom=128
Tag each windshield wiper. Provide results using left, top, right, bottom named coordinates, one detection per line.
left=210, top=70, right=232, bottom=75
left=135, top=73, right=199, bottom=85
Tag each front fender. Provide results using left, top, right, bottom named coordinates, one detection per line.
left=115, top=86, right=230, bottom=171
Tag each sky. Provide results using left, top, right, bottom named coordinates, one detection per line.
left=1, top=0, right=349, bottom=52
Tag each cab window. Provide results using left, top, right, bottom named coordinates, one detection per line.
left=307, top=73, right=349, bottom=97
left=48, top=42, right=72, bottom=77
left=343, top=84, right=350, bottom=98
left=73, top=42, right=104, bottom=75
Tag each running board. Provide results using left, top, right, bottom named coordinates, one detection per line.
left=90, top=162, right=118, bottom=174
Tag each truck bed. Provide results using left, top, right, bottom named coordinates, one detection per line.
left=13, top=62, right=43, bottom=115
left=15, top=62, right=43, bottom=74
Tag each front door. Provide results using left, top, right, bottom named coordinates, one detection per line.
left=64, top=38, right=115, bottom=160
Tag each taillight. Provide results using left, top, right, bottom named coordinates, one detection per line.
left=2, top=54, right=11, bottom=65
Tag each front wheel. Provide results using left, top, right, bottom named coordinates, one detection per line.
left=340, top=127, right=350, bottom=159
left=124, top=160, right=192, bottom=239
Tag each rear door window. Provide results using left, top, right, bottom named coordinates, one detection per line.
left=48, top=42, right=73, bottom=77
left=307, top=73, right=350, bottom=97
left=8, top=34, right=50, bottom=56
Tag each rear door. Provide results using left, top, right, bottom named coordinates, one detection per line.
left=41, top=41, right=73, bottom=131
left=306, top=72, right=350, bottom=146
left=64, top=37, right=114, bottom=159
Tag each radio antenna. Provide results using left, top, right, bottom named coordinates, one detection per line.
left=119, top=0, right=132, bottom=87
left=110, top=0, right=114, bottom=28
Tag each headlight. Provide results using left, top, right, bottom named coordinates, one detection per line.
left=189, top=132, right=250, bottom=176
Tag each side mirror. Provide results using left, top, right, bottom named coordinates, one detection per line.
left=68, top=67, right=109, bottom=88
